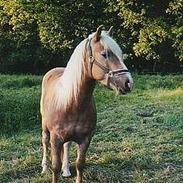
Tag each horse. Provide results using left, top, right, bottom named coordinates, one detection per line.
left=40, top=25, right=133, bottom=183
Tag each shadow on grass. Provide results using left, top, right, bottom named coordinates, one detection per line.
left=0, top=163, right=42, bottom=182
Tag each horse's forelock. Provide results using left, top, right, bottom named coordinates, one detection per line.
left=100, top=31, right=123, bottom=62
left=88, top=31, right=123, bottom=62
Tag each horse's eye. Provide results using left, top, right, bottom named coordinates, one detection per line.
left=101, top=52, right=107, bottom=59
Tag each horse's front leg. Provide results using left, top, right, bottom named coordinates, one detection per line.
left=76, top=139, right=90, bottom=183
left=61, top=141, right=72, bottom=177
left=50, top=134, right=63, bottom=183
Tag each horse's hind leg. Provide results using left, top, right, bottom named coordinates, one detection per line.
left=50, top=133, right=62, bottom=183
left=41, top=128, right=50, bottom=173
left=61, top=141, right=72, bottom=177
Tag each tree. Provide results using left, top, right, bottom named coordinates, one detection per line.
left=105, top=0, right=183, bottom=72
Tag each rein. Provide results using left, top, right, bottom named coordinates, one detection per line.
left=86, top=38, right=129, bottom=87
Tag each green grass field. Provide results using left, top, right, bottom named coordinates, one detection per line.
left=0, top=74, right=183, bottom=183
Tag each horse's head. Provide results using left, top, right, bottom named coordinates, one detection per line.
left=86, top=25, right=133, bottom=94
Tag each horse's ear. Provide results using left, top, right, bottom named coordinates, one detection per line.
left=107, top=26, right=113, bottom=36
left=94, top=25, right=103, bottom=42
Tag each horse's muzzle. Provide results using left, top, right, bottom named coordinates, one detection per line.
left=114, top=74, right=133, bottom=95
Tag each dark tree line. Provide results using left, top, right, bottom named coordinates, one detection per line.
left=0, top=0, right=182, bottom=74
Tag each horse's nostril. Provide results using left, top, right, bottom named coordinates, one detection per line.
left=125, top=80, right=131, bottom=91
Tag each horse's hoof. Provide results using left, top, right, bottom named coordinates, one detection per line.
left=62, top=170, right=71, bottom=177
left=41, top=166, right=48, bottom=174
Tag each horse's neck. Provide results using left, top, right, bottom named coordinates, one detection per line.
left=60, top=39, right=95, bottom=111
left=62, top=66, right=95, bottom=111
left=73, top=54, right=95, bottom=110
left=77, top=78, right=95, bottom=109
left=65, top=75, right=95, bottom=112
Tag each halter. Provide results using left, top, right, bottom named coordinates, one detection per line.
left=86, top=38, right=129, bottom=88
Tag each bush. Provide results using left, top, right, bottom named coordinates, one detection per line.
left=0, top=75, right=41, bottom=89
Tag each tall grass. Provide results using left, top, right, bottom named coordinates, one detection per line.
left=0, top=75, right=42, bottom=134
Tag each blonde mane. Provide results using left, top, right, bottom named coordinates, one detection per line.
left=53, top=31, right=123, bottom=109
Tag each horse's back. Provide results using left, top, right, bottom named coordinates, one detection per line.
left=42, top=67, right=65, bottom=85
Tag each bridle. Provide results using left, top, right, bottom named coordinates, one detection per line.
left=86, top=38, right=130, bottom=88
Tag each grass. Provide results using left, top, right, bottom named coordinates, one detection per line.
left=0, top=74, right=183, bottom=182
left=0, top=74, right=41, bottom=134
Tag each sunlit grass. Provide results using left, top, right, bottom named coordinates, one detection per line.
left=151, top=87, right=183, bottom=98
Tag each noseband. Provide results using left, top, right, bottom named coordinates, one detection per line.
left=86, top=38, right=129, bottom=88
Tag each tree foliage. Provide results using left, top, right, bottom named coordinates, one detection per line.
left=0, top=0, right=182, bottom=73
left=106, top=0, right=183, bottom=70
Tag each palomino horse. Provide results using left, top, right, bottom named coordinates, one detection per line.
left=40, top=26, right=133, bottom=183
